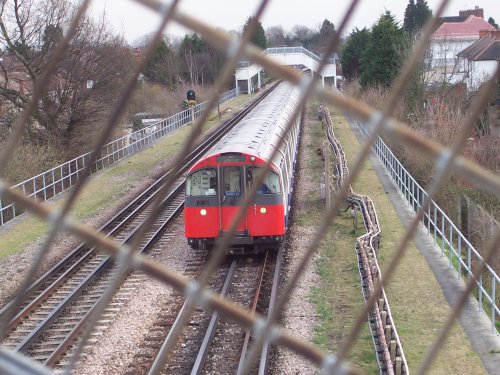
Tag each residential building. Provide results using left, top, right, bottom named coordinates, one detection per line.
left=425, top=7, right=495, bottom=87
left=457, top=30, right=499, bottom=92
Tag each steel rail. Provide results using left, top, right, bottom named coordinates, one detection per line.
left=146, top=260, right=237, bottom=375
left=190, top=260, right=239, bottom=375
left=0, top=175, right=177, bottom=320
left=43, top=192, right=186, bottom=368
left=2, top=184, right=181, bottom=329
left=237, top=250, right=271, bottom=374
left=12, top=183, right=185, bottom=354
left=258, top=243, right=285, bottom=374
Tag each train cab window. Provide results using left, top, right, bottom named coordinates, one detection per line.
left=246, top=167, right=281, bottom=194
left=223, top=166, right=241, bottom=196
left=186, top=168, right=217, bottom=196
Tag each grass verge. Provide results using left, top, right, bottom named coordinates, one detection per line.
left=327, top=106, right=485, bottom=374
left=301, top=101, right=377, bottom=372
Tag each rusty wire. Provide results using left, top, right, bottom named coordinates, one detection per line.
left=0, top=0, right=499, bottom=374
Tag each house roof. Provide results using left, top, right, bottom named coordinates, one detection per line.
left=458, top=32, right=500, bottom=61
left=433, top=15, right=495, bottom=39
left=439, top=16, right=468, bottom=24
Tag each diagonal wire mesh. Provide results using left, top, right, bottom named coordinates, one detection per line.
left=0, top=0, right=499, bottom=374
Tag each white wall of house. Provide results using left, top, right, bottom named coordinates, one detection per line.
left=426, top=37, right=478, bottom=85
left=464, top=60, right=498, bottom=91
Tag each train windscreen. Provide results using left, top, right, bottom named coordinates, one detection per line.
left=186, top=168, right=217, bottom=196
left=246, top=166, right=281, bottom=194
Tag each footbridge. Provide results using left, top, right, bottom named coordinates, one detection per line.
left=235, top=47, right=338, bottom=94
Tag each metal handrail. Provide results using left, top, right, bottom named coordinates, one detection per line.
left=265, top=47, right=337, bottom=64
left=357, top=119, right=500, bottom=334
left=237, top=47, right=337, bottom=69
left=0, top=88, right=237, bottom=226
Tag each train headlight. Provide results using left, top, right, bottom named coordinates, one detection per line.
left=200, top=209, right=207, bottom=216
left=260, top=207, right=267, bottom=214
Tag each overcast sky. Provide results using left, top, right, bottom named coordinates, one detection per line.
left=90, top=0, right=499, bottom=44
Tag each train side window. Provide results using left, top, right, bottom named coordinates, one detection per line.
left=223, top=166, right=241, bottom=196
left=247, top=167, right=281, bottom=194
left=186, top=168, right=217, bottom=196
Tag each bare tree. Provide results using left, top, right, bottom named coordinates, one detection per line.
left=0, top=0, right=134, bottom=156
left=423, top=37, right=469, bottom=93
left=289, top=25, right=315, bottom=47
left=266, top=26, right=286, bottom=47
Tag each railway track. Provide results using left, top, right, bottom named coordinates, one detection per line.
left=0, top=84, right=280, bottom=370
left=126, top=246, right=283, bottom=375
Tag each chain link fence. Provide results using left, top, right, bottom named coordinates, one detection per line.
left=0, top=0, right=498, bottom=374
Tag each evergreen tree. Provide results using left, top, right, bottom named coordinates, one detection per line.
left=319, top=19, right=335, bottom=38
left=143, top=39, right=177, bottom=87
left=179, top=33, right=208, bottom=85
left=243, top=17, right=267, bottom=50
left=404, top=0, right=417, bottom=33
left=415, top=0, right=432, bottom=29
left=404, top=0, right=432, bottom=35
left=360, top=12, right=406, bottom=89
left=340, top=27, right=370, bottom=81
left=312, top=19, right=336, bottom=53
left=488, top=17, right=498, bottom=28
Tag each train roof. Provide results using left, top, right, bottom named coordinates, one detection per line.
left=194, top=82, right=301, bottom=169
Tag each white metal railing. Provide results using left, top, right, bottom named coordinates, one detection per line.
left=237, top=47, right=336, bottom=68
left=356, top=120, right=500, bottom=334
left=265, top=47, right=336, bottom=64
left=0, top=88, right=237, bottom=226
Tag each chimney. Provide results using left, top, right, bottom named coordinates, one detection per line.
left=459, top=7, right=484, bottom=19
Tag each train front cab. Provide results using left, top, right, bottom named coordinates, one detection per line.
left=185, top=154, right=285, bottom=253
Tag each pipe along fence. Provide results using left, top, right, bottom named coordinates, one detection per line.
left=321, top=105, right=408, bottom=375
left=0, top=88, right=237, bottom=226
left=355, top=119, right=499, bottom=335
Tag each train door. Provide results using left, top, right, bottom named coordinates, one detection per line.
left=245, top=166, right=285, bottom=237
left=220, top=166, right=247, bottom=233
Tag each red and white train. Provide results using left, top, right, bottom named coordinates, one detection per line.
left=184, top=82, right=302, bottom=253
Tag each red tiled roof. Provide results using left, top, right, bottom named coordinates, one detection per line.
left=433, top=15, right=495, bottom=38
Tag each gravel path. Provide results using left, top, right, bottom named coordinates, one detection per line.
left=272, top=112, right=321, bottom=374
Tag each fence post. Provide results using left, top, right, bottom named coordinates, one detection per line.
left=324, top=142, right=331, bottom=211
left=491, top=276, right=496, bottom=334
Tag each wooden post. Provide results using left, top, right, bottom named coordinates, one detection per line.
left=390, top=339, right=397, bottom=363
left=217, top=95, right=221, bottom=121
left=395, top=357, right=403, bottom=375
left=378, top=298, right=385, bottom=312
left=324, top=143, right=331, bottom=211
left=381, top=311, right=388, bottom=326
left=351, top=206, right=358, bottom=231
left=385, top=325, right=392, bottom=341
